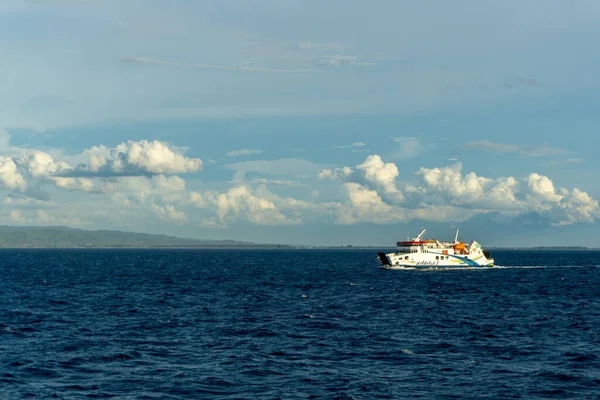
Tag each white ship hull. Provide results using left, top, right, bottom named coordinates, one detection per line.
left=377, top=229, right=494, bottom=269
left=378, top=251, right=494, bottom=269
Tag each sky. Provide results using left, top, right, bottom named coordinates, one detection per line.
left=1, top=0, right=600, bottom=246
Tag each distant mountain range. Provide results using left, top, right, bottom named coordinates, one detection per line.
left=1, top=211, right=598, bottom=248
left=0, top=226, right=289, bottom=248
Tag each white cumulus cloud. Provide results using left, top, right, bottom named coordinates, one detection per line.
left=319, top=154, right=403, bottom=203
left=0, top=156, right=27, bottom=192
left=336, top=183, right=396, bottom=225
left=526, top=173, right=563, bottom=203
left=415, top=163, right=521, bottom=210
left=51, top=177, right=97, bottom=192
left=77, top=140, right=202, bottom=176
left=18, top=151, right=72, bottom=178
left=212, top=185, right=300, bottom=226
left=320, top=155, right=600, bottom=226
left=554, top=188, right=600, bottom=225
left=152, top=204, right=187, bottom=224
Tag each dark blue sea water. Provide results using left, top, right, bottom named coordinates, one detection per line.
left=1, top=249, right=600, bottom=399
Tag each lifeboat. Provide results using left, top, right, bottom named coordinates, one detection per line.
left=454, top=242, right=467, bottom=254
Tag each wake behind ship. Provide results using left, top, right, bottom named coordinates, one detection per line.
left=378, top=229, right=494, bottom=269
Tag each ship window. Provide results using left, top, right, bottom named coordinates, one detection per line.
left=435, top=256, right=439, bottom=260
left=405, top=256, right=408, bottom=260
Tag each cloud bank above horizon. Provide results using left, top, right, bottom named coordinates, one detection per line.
left=1, top=131, right=598, bottom=242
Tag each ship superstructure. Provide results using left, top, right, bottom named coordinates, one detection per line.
left=377, top=229, right=494, bottom=269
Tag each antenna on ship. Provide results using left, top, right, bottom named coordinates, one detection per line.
left=454, top=229, right=460, bottom=244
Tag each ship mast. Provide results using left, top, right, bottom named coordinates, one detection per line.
left=454, top=229, right=460, bottom=244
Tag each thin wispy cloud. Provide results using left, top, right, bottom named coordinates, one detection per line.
left=224, top=158, right=331, bottom=179
left=389, top=137, right=426, bottom=160
left=391, top=136, right=416, bottom=142
left=250, top=38, right=371, bottom=68
left=286, top=41, right=345, bottom=52
left=314, top=54, right=375, bottom=67
left=121, top=57, right=318, bottom=74
left=226, top=149, right=263, bottom=157
left=334, top=142, right=366, bottom=149
left=249, top=178, right=304, bottom=187
left=517, top=77, right=541, bottom=87
left=444, top=76, right=543, bottom=92
left=466, top=141, right=571, bottom=157
left=544, top=158, right=584, bottom=166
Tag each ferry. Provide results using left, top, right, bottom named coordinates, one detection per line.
left=378, top=229, right=494, bottom=269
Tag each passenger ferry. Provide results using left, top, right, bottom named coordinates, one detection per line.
left=378, top=229, right=494, bottom=269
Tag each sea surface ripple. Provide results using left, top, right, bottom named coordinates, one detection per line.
left=1, top=249, right=600, bottom=399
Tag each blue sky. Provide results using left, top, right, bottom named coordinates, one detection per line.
left=1, top=0, right=600, bottom=246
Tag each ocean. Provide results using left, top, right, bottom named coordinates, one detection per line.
left=1, top=249, right=599, bottom=399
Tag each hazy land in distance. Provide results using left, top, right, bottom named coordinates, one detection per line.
left=0, top=226, right=597, bottom=249
left=0, top=226, right=289, bottom=248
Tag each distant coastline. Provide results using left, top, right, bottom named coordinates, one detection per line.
left=0, top=225, right=290, bottom=249
left=0, top=245, right=294, bottom=249
left=0, top=226, right=597, bottom=249
left=0, top=245, right=598, bottom=250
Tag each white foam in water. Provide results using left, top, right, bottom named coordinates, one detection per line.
left=382, top=265, right=578, bottom=271
left=383, top=266, right=494, bottom=271
left=494, top=265, right=593, bottom=269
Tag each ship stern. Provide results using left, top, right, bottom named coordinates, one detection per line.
left=377, top=252, right=391, bottom=266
